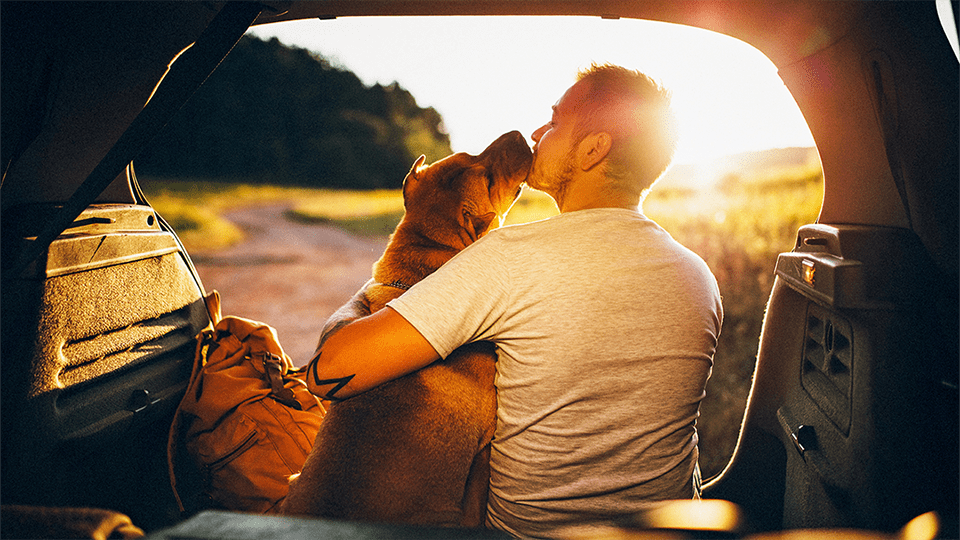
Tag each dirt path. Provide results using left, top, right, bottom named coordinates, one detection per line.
left=190, top=203, right=388, bottom=366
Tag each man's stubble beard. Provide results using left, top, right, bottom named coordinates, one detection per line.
left=526, top=146, right=577, bottom=206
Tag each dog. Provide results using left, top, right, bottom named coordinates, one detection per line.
left=281, top=131, right=532, bottom=527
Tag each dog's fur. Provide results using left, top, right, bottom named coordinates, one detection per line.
left=281, top=131, right=532, bottom=527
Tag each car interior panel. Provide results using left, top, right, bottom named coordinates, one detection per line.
left=1, top=1, right=956, bottom=538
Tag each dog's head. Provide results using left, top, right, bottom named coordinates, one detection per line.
left=401, top=131, right=532, bottom=246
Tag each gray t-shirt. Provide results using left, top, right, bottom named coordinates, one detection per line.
left=388, top=207, right=722, bottom=538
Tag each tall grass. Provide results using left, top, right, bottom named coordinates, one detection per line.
left=141, top=163, right=823, bottom=478
left=286, top=190, right=405, bottom=236
left=646, top=168, right=823, bottom=478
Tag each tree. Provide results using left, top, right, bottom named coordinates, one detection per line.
left=137, top=36, right=452, bottom=189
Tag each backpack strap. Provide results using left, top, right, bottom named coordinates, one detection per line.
left=6, top=1, right=265, bottom=278
left=254, top=351, right=304, bottom=411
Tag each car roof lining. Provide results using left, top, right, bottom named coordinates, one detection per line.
left=250, top=1, right=869, bottom=70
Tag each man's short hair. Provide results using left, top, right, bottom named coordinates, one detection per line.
left=574, top=63, right=679, bottom=199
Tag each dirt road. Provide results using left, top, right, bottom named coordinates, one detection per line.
left=190, top=203, right=388, bottom=366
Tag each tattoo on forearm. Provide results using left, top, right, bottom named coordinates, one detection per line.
left=308, top=355, right=355, bottom=401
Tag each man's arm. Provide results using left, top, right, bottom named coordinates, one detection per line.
left=316, top=279, right=374, bottom=351
left=306, top=306, right=441, bottom=401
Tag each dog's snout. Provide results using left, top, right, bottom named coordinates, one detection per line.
left=477, top=131, right=533, bottom=187
left=484, top=131, right=532, bottom=159
left=504, top=130, right=525, bottom=145
left=504, top=131, right=531, bottom=155
left=509, top=132, right=534, bottom=167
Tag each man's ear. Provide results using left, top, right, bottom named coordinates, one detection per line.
left=577, top=132, right=612, bottom=171
left=402, top=155, right=428, bottom=199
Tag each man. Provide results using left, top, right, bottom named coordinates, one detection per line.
left=310, top=63, right=723, bottom=538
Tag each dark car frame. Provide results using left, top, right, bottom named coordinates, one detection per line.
left=1, top=1, right=957, bottom=538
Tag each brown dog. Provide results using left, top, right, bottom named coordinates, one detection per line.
left=281, top=131, right=532, bottom=527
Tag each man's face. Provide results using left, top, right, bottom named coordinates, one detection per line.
left=526, top=81, right=587, bottom=197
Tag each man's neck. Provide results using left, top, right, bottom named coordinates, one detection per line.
left=555, top=175, right=640, bottom=213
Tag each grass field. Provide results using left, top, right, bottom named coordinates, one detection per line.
left=142, top=162, right=823, bottom=479
left=647, top=169, right=823, bottom=478
left=143, top=180, right=331, bottom=250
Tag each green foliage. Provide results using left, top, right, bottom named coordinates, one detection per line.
left=137, top=36, right=452, bottom=189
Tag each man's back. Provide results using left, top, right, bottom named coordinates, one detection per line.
left=389, top=207, right=722, bottom=538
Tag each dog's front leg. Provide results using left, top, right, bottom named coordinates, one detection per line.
left=316, top=279, right=374, bottom=350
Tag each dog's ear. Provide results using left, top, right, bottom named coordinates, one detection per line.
left=459, top=208, right=498, bottom=243
left=402, top=155, right=428, bottom=199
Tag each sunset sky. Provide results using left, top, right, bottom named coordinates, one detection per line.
left=247, top=16, right=817, bottom=166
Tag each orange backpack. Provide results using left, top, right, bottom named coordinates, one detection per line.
left=167, top=291, right=325, bottom=515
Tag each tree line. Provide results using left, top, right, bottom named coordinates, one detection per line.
left=137, top=36, right=452, bottom=190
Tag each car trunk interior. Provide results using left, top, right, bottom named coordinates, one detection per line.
left=1, top=1, right=956, bottom=537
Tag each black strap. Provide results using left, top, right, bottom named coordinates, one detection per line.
left=254, top=351, right=304, bottom=410
left=7, top=1, right=264, bottom=278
